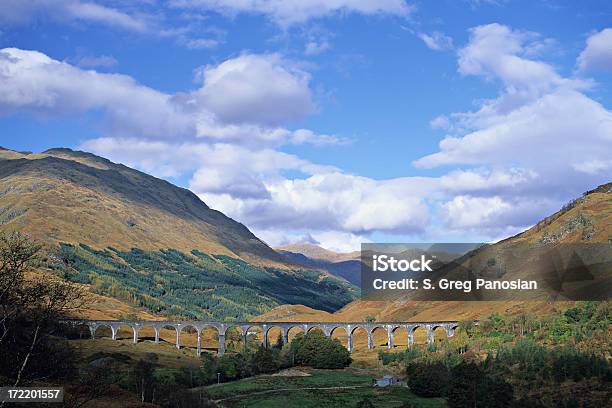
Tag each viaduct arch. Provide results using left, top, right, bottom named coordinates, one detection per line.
left=63, top=320, right=473, bottom=356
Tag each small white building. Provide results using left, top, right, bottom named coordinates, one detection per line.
left=374, top=375, right=400, bottom=387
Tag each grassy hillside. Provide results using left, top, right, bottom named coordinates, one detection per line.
left=55, top=243, right=357, bottom=320
left=0, top=147, right=284, bottom=265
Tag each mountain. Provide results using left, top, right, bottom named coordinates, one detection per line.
left=504, top=182, right=611, bottom=245
left=0, top=147, right=357, bottom=319
left=261, top=182, right=612, bottom=322
left=275, top=243, right=480, bottom=288
left=0, top=147, right=285, bottom=265
left=276, top=243, right=360, bottom=263
left=276, top=243, right=362, bottom=285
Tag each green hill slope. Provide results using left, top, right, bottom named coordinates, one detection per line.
left=0, top=147, right=284, bottom=264
left=0, top=147, right=358, bottom=319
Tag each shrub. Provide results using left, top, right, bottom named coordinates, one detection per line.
left=291, top=331, right=352, bottom=369
left=381, top=348, right=415, bottom=365
left=251, top=346, right=278, bottom=374
left=447, top=362, right=513, bottom=408
left=218, top=354, right=238, bottom=380
left=406, top=362, right=449, bottom=397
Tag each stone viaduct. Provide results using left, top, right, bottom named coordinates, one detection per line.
left=63, top=320, right=473, bottom=356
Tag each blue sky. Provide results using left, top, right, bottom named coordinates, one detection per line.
left=1, top=1, right=611, bottom=251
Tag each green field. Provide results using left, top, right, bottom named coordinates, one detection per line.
left=202, top=369, right=447, bottom=408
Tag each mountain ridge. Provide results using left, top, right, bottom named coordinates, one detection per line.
left=275, top=243, right=360, bottom=263
left=276, top=248, right=362, bottom=286
left=0, top=147, right=285, bottom=266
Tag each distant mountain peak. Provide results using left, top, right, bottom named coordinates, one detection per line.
left=275, top=243, right=360, bottom=263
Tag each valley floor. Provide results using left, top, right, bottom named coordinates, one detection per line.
left=67, top=336, right=440, bottom=407
left=200, top=368, right=446, bottom=408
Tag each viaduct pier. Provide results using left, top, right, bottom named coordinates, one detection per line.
left=63, top=320, right=473, bottom=356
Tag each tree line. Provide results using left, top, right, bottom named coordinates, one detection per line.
left=379, top=301, right=611, bottom=407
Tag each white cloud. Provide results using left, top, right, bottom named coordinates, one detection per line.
left=302, top=27, right=333, bottom=56
left=441, top=195, right=556, bottom=236
left=573, top=159, right=612, bottom=175
left=82, top=137, right=336, bottom=181
left=0, top=48, right=335, bottom=147
left=290, top=129, right=349, bottom=145
left=430, top=115, right=450, bottom=130
left=250, top=229, right=312, bottom=248
left=80, top=138, right=208, bottom=178
left=65, top=1, right=149, bottom=31
left=0, top=1, right=226, bottom=50
left=458, top=24, right=569, bottom=91
left=170, top=0, right=413, bottom=26
left=415, top=90, right=612, bottom=172
left=577, top=28, right=612, bottom=72
left=0, top=0, right=150, bottom=32
left=418, top=31, right=453, bottom=51
left=1, top=0, right=411, bottom=31
left=308, top=231, right=369, bottom=253
left=442, top=195, right=511, bottom=229
left=411, top=23, right=612, bottom=237
left=416, top=24, right=609, bottom=178
left=253, top=229, right=367, bottom=253
left=198, top=173, right=436, bottom=235
left=193, top=117, right=347, bottom=147
left=439, top=168, right=537, bottom=194
left=449, top=24, right=599, bottom=134
left=0, top=48, right=194, bottom=138
left=86, top=131, right=552, bottom=246
left=189, top=145, right=336, bottom=199
left=522, top=37, right=558, bottom=58
left=195, top=54, right=314, bottom=126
